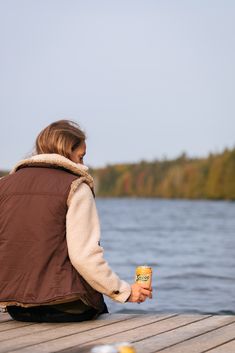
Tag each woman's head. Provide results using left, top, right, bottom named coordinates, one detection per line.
left=35, top=120, right=86, bottom=164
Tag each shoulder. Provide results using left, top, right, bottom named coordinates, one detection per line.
left=76, top=182, right=93, bottom=197
left=68, top=181, right=94, bottom=206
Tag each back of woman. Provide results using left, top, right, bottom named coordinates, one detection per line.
left=0, top=120, right=152, bottom=322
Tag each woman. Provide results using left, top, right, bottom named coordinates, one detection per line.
left=0, top=120, right=152, bottom=322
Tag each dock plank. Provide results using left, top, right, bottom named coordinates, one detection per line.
left=74, top=314, right=209, bottom=349
left=205, top=339, right=235, bottom=353
left=0, top=314, right=136, bottom=340
left=0, top=317, right=37, bottom=333
left=0, top=314, right=140, bottom=353
left=7, top=314, right=173, bottom=353
left=134, top=315, right=235, bottom=353
left=0, top=322, right=71, bottom=342
left=0, top=314, right=11, bottom=323
left=155, top=322, right=235, bottom=353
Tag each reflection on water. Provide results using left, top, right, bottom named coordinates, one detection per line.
left=96, top=198, right=235, bottom=314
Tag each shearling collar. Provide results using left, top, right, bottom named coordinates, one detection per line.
left=11, top=154, right=93, bottom=186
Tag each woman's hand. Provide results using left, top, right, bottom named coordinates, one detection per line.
left=127, top=283, right=152, bottom=303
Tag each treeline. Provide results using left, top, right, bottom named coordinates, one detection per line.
left=1, top=148, right=234, bottom=199
left=91, top=148, right=235, bottom=200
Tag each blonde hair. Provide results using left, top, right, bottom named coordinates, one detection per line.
left=35, top=120, right=86, bottom=158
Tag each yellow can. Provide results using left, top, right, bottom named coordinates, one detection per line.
left=135, top=265, right=152, bottom=288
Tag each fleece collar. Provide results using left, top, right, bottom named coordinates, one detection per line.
left=10, top=153, right=93, bottom=186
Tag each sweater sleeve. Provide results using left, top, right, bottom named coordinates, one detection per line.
left=66, top=182, right=131, bottom=303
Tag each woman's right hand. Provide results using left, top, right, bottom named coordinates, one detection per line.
left=127, top=283, right=152, bottom=303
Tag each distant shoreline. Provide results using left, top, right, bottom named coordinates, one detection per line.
left=92, top=148, right=235, bottom=200
left=1, top=147, right=235, bottom=200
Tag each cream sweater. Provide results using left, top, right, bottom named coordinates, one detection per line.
left=66, top=182, right=131, bottom=303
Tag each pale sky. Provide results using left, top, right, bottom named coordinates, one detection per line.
left=0, top=0, right=234, bottom=170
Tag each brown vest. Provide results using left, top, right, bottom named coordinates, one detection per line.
left=0, top=162, right=104, bottom=311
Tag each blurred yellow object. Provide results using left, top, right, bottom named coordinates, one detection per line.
left=115, top=342, right=136, bottom=353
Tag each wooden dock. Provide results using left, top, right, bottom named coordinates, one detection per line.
left=0, top=312, right=235, bottom=353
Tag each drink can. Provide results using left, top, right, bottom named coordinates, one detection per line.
left=91, top=345, right=118, bottom=353
left=135, top=265, right=152, bottom=288
left=115, top=342, right=136, bottom=353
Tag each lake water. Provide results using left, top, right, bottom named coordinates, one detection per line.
left=96, top=198, right=235, bottom=314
